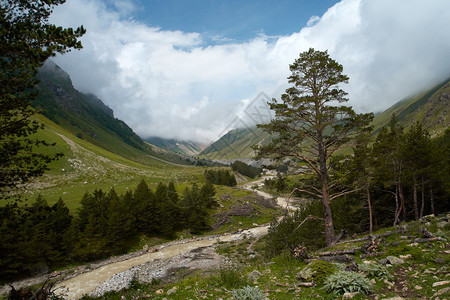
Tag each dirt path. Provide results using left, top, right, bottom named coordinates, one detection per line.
left=51, top=179, right=278, bottom=299
left=3, top=176, right=279, bottom=299
left=241, top=176, right=296, bottom=210
left=55, top=227, right=268, bottom=299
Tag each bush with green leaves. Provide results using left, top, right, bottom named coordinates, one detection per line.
left=232, top=285, right=266, bottom=300
left=264, top=201, right=325, bottom=257
left=323, top=270, right=373, bottom=295
left=217, top=265, right=248, bottom=289
left=359, top=263, right=392, bottom=280
left=308, top=260, right=337, bottom=285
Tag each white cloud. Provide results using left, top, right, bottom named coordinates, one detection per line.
left=51, top=0, right=450, bottom=142
left=307, top=16, right=320, bottom=27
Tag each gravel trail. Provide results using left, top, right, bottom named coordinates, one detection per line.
left=55, top=227, right=268, bottom=299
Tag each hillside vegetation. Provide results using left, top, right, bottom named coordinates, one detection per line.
left=15, top=115, right=206, bottom=212
left=199, top=79, right=449, bottom=161
left=372, top=78, right=450, bottom=137
left=62, top=214, right=450, bottom=300
left=144, top=136, right=206, bottom=156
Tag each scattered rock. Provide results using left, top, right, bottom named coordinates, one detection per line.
left=296, top=267, right=313, bottom=282
left=248, top=270, right=262, bottom=281
left=432, top=280, right=449, bottom=287
left=386, top=256, right=404, bottom=265
left=166, top=287, right=177, bottom=295
left=318, top=254, right=354, bottom=264
left=437, top=221, right=448, bottom=229
left=433, top=287, right=450, bottom=297
left=414, top=285, right=423, bottom=290
left=343, top=292, right=360, bottom=298
left=155, top=289, right=164, bottom=295
left=420, top=228, right=435, bottom=238
left=399, top=254, right=412, bottom=259
left=383, top=279, right=394, bottom=287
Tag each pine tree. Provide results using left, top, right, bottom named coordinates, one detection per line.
left=0, top=0, right=85, bottom=197
left=350, top=133, right=375, bottom=232
left=107, top=189, right=135, bottom=253
left=372, top=115, right=406, bottom=225
left=402, top=122, right=432, bottom=219
left=255, top=48, right=373, bottom=246
left=134, top=180, right=160, bottom=235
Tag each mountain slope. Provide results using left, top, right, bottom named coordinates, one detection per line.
left=34, top=61, right=196, bottom=166
left=200, top=127, right=271, bottom=160
left=372, top=78, right=449, bottom=136
left=145, top=136, right=206, bottom=156
left=200, top=78, right=449, bottom=160
left=26, top=114, right=200, bottom=210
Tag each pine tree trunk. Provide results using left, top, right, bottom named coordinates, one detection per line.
left=430, top=188, right=435, bottom=215
left=420, top=176, right=425, bottom=218
left=366, top=183, right=373, bottom=233
left=319, top=142, right=335, bottom=246
left=322, top=189, right=335, bottom=247
left=399, top=183, right=406, bottom=221
left=394, top=185, right=401, bottom=226
left=413, top=174, right=419, bottom=220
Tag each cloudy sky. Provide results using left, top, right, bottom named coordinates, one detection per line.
left=50, top=0, right=450, bottom=143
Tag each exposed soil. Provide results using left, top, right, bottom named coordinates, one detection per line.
left=2, top=177, right=279, bottom=299
left=392, top=267, right=417, bottom=298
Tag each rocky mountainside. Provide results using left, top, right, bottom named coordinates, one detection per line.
left=372, top=78, right=450, bottom=137
left=144, top=136, right=206, bottom=156
left=35, top=60, right=146, bottom=154
left=34, top=61, right=200, bottom=166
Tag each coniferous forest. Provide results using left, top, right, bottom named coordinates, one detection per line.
left=1, top=1, right=449, bottom=298
left=265, top=119, right=449, bottom=256
left=0, top=180, right=216, bottom=281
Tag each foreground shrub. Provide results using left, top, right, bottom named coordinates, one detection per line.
left=359, top=263, right=392, bottom=280
left=264, top=201, right=325, bottom=257
left=323, top=270, right=373, bottom=295
left=217, top=265, right=248, bottom=289
left=308, top=260, right=338, bottom=285
left=232, top=285, right=265, bottom=300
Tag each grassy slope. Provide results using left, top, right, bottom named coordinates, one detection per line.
left=97, top=215, right=449, bottom=299
left=372, top=78, right=450, bottom=136
left=144, top=136, right=205, bottom=156
left=200, top=78, right=449, bottom=161
left=200, top=127, right=271, bottom=160
left=17, top=115, right=207, bottom=212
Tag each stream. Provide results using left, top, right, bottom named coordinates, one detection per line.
left=2, top=176, right=290, bottom=299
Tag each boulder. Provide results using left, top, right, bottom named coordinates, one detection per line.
left=295, top=267, right=314, bottom=282
left=248, top=270, right=262, bottom=281
left=386, top=256, right=404, bottom=265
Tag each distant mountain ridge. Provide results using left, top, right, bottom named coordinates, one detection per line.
left=199, top=127, right=271, bottom=160
left=34, top=60, right=197, bottom=166
left=144, top=136, right=206, bottom=156
left=35, top=61, right=145, bottom=151
left=200, top=78, right=450, bottom=160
